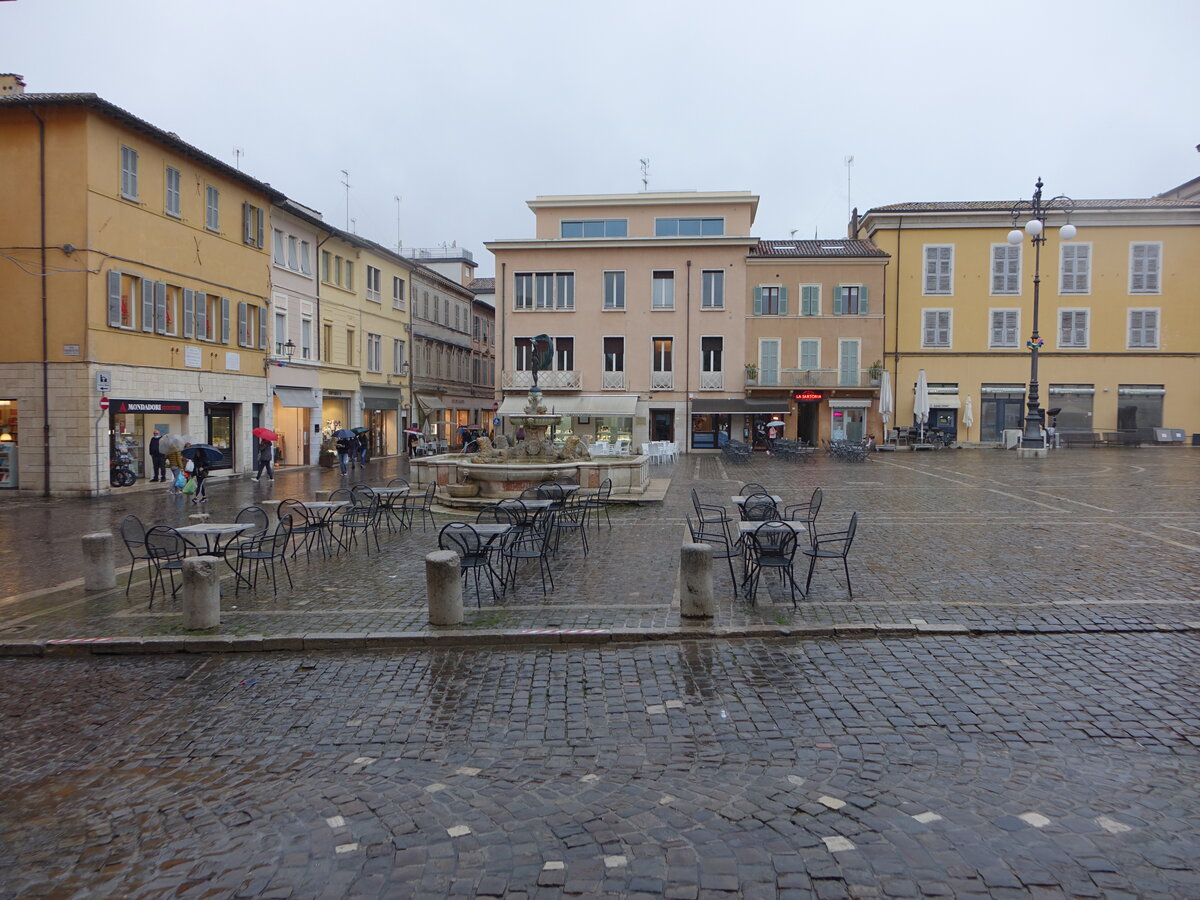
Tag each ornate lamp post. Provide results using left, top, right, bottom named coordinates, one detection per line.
left=1008, top=178, right=1076, bottom=457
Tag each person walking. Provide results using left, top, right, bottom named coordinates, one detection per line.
left=356, top=433, right=368, bottom=467
left=148, top=430, right=167, bottom=483
left=185, top=446, right=211, bottom=504
left=335, top=434, right=351, bottom=476
left=165, top=447, right=185, bottom=494
left=252, top=440, right=274, bottom=482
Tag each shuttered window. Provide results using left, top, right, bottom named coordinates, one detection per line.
left=799, top=339, right=819, bottom=370
left=1060, top=245, right=1090, bottom=294
left=1130, top=243, right=1160, bottom=293
left=1059, top=309, right=1089, bottom=348
left=758, top=340, right=780, bottom=385
left=1128, top=309, right=1159, bottom=348
left=107, top=270, right=122, bottom=327
left=755, top=286, right=786, bottom=315
left=196, top=293, right=208, bottom=340
left=923, top=309, right=951, bottom=348
left=991, top=244, right=1020, bottom=294
left=141, top=279, right=154, bottom=333
left=801, top=285, right=820, bottom=316
left=165, top=166, right=181, bottom=217
left=120, top=146, right=138, bottom=201
left=990, top=309, right=1019, bottom=347
left=220, top=297, right=230, bottom=343
left=205, top=186, right=220, bottom=231
left=839, top=340, right=860, bottom=385
left=833, top=285, right=868, bottom=315
left=154, top=282, right=168, bottom=334
left=923, top=246, right=953, bottom=294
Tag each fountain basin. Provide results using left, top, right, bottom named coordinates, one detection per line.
left=412, top=453, right=652, bottom=507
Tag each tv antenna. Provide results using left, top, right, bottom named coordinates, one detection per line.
left=394, top=195, right=403, bottom=252
left=640, top=158, right=650, bottom=191
left=232, top=147, right=243, bottom=170
left=845, top=155, right=854, bottom=222
left=340, top=169, right=351, bottom=229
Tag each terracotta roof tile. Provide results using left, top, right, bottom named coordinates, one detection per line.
left=750, top=239, right=888, bottom=258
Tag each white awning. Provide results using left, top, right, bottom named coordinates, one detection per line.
left=273, top=386, right=319, bottom=408
left=416, top=393, right=446, bottom=411
left=929, top=395, right=961, bottom=409
left=828, top=399, right=873, bottom=409
left=498, top=394, right=639, bottom=417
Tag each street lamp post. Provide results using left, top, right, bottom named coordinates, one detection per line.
left=1008, top=178, right=1076, bottom=458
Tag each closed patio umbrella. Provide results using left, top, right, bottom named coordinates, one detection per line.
left=961, top=394, right=975, bottom=439
left=878, top=370, right=893, bottom=439
left=914, top=369, right=930, bottom=443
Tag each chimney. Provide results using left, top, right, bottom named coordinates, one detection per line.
left=0, top=74, right=27, bottom=95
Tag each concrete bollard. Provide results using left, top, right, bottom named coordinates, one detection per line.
left=82, top=532, right=117, bottom=592
left=680, top=542, right=714, bottom=619
left=426, top=550, right=463, bottom=626
left=181, top=556, right=222, bottom=629
left=315, top=490, right=331, bottom=502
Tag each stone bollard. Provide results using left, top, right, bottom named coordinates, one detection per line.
left=426, top=550, right=463, bottom=626
left=315, top=490, right=331, bottom=502
left=181, top=556, right=222, bottom=629
left=82, top=532, right=117, bottom=591
left=680, top=542, right=714, bottom=619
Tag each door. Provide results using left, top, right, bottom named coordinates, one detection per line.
left=980, top=394, right=1025, bottom=442
left=796, top=402, right=819, bottom=445
left=650, top=408, right=674, bottom=442
left=206, top=405, right=235, bottom=470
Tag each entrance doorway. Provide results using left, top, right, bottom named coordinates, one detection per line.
left=795, top=402, right=819, bottom=444
left=650, top=408, right=674, bottom=442
left=205, top=404, right=235, bottom=470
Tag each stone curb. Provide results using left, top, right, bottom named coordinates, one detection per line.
left=4, top=621, right=1198, bottom=658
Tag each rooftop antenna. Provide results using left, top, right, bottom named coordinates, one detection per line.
left=351, top=217, right=357, bottom=234
left=394, top=195, right=403, bottom=252
left=232, top=147, right=243, bottom=170
left=789, top=229, right=798, bottom=238
left=844, top=155, right=854, bottom=223
left=640, top=158, right=650, bottom=191
left=340, top=169, right=351, bottom=229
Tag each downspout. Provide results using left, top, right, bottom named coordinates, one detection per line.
left=684, top=259, right=691, bottom=449
left=29, top=108, right=50, bottom=497
left=499, top=262, right=506, bottom=434
left=892, top=216, right=903, bottom=381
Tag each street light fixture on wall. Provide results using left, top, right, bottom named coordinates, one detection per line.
left=1007, top=178, right=1076, bottom=457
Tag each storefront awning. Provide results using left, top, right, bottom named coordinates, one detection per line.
left=362, top=396, right=400, bottom=410
left=928, top=396, right=960, bottom=409
left=690, top=398, right=791, bottom=414
left=498, top=394, right=639, bottom=417
left=828, top=399, right=873, bottom=409
left=415, top=393, right=446, bottom=411
left=273, top=386, right=319, bottom=408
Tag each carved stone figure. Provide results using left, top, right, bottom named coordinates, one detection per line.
left=561, top=434, right=591, bottom=460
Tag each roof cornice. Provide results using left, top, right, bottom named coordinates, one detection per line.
left=485, top=236, right=761, bottom=251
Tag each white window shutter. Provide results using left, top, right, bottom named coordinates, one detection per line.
left=221, top=297, right=230, bottom=343
left=196, top=292, right=208, bottom=340
left=141, top=279, right=154, bottom=332
left=991, top=311, right=1003, bottom=345
left=938, top=311, right=950, bottom=345
left=238, top=301, right=248, bottom=346
left=924, top=311, right=936, bottom=345
left=258, top=306, right=267, bottom=348
left=155, top=281, right=167, bottom=333
left=107, top=270, right=121, bottom=326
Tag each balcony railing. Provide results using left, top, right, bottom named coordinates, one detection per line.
left=601, top=371, right=625, bottom=390
left=502, top=370, right=583, bottom=391
left=746, top=368, right=880, bottom=389
left=699, top=371, right=724, bottom=390
left=399, top=247, right=475, bottom=262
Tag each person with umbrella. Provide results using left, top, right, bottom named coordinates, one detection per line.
left=252, top=427, right=277, bottom=482
left=352, top=426, right=370, bottom=467
left=333, top=429, right=354, bottom=475
left=159, top=433, right=187, bottom=495
left=183, top=442, right=214, bottom=504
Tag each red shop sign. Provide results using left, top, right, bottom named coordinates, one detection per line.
left=794, top=391, right=822, bottom=401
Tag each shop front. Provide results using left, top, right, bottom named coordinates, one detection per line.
left=793, top=391, right=821, bottom=445
left=362, top=390, right=402, bottom=458
left=0, top=398, right=18, bottom=488
left=689, top=398, right=791, bottom=450
left=830, top=400, right=870, bottom=441
left=980, top=384, right=1026, bottom=442
left=204, top=403, right=237, bottom=471
left=322, top=393, right=352, bottom=442
left=107, top=398, right=190, bottom=478
left=498, top=394, right=640, bottom=448
left=272, top=385, right=319, bottom=467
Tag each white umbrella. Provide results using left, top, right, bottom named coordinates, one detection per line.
left=878, top=370, right=894, bottom=439
left=913, top=369, right=930, bottom=442
left=961, top=395, right=975, bottom=438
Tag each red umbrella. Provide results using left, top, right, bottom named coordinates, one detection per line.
left=252, top=426, right=278, bottom=442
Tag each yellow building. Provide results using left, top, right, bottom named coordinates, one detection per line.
left=859, top=194, right=1200, bottom=445
left=0, top=89, right=281, bottom=494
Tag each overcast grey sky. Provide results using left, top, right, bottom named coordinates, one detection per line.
left=6, top=0, right=1197, bottom=276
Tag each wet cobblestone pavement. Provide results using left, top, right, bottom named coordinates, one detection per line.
left=1, top=449, right=1198, bottom=896
left=2, top=634, right=1197, bottom=898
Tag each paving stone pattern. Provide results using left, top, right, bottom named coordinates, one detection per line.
left=1, top=633, right=1197, bottom=898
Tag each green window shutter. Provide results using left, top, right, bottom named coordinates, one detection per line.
left=155, top=281, right=167, bottom=333
left=107, top=270, right=121, bottom=326
left=860, top=285, right=869, bottom=315
left=238, top=301, right=248, bottom=346
left=141, top=279, right=154, bottom=332
left=753, top=285, right=762, bottom=316
left=258, top=306, right=267, bottom=349
left=802, top=285, right=818, bottom=316
left=221, top=297, right=230, bottom=343
left=183, top=289, right=194, bottom=338
left=779, top=285, right=789, bottom=316
left=256, top=209, right=264, bottom=249
left=196, top=292, right=207, bottom=339
left=833, top=286, right=843, bottom=315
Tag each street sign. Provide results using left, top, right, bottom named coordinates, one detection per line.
left=493, top=417, right=500, bottom=426
left=492, top=401, right=499, bottom=410
left=99, top=396, right=110, bottom=411
left=96, top=371, right=111, bottom=393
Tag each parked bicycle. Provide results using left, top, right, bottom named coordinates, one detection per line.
left=109, top=449, right=139, bottom=487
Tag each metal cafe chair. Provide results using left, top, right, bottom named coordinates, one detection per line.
left=686, top=513, right=741, bottom=601
left=233, top=518, right=294, bottom=596
left=743, top=521, right=802, bottom=608
left=144, top=525, right=189, bottom=607
left=119, top=514, right=154, bottom=597
left=439, top=522, right=500, bottom=607
left=801, top=512, right=859, bottom=598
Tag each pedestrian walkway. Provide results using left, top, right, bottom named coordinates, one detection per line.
left=1, top=449, right=1199, bottom=655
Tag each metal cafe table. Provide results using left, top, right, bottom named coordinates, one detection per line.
left=175, top=522, right=255, bottom=555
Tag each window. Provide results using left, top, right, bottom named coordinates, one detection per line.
left=923, top=246, right=953, bottom=294
left=392, top=338, right=407, bottom=374
left=321, top=323, right=331, bottom=361
left=833, top=285, right=867, bottom=315
left=237, top=301, right=256, bottom=347
left=333, top=256, right=343, bottom=287
left=1048, top=385, right=1095, bottom=434
left=1059, top=309, right=1089, bottom=348
left=922, top=309, right=951, bottom=348
left=344, top=261, right=354, bottom=291
left=273, top=230, right=286, bottom=266
left=754, top=285, right=786, bottom=316
left=299, top=241, right=311, bottom=275
left=839, top=339, right=861, bottom=386
left=1128, top=309, right=1159, bottom=348
left=603, top=336, right=624, bottom=371
left=1130, top=243, right=1161, bottom=294
left=321, top=250, right=331, bottom=283
left=107, top=271, right=135, bottom=328
left=655, top=217, right=724, bottom=236
left=287, top=236, right=298, bottom=270
left=560, top=219, right=627, bottom=238
left=555, top=337, right=574, bottom=371
left=205, top=185, right=220, bottom=232
left=275, top=311, right=288, bottom=354
left=366, top=266, right=382, bottom=303
left=515, top=271, right=573, bottom=310
left=514, top=338, right=534, bottom=371
left=758, top=339, right=780, bottom=386
left=701, top=270, right=724, bottom=309
left=991, top=244, right=1021, bottom=294
left=367, top=333, right=381, bottom=372
left=392, top=276, right=406, bottom=309
left=603, top=271, right=625, bottom=310
left=242, top=202, right=265, bottom=248
left=473, top=316, right=481, bottom=340
left=299, top=317, right=312, bottom=358
left=800, top=285, right=820, bottom=316
left=701, top=336, right=722, bottom=372
left=514, top=273, right=533, bottom=310
left=165, top=166, right=181, bottom=217
left=990, top=309, right=1020, bottom=348
left=652, top=271, right=675, bottom=309
left=652, top=337, right=673, bottom=371
left=157, top=284, right=177, bottom=336
left=1060, top=244, right=1091, bottom=294
left=346, top=328, right=355, bottom=365
left=1116, top=385, right=1165, bottom=430
left=799, top=339, right=819, bottom=370
left=120, top=145, right=138, bottom=201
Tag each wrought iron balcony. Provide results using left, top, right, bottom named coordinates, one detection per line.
left=502, top=370, right=583, bottom=391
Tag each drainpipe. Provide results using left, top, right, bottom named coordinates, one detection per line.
left=892, top=216, right=903, bottom=380
left=685, top=259, right=691, bottom=449
left=28, top=108, right=50, bottom=497
left=499, top=262, right=506, bottom=434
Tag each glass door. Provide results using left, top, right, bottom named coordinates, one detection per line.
left=206, top=406, right=234, bottom=470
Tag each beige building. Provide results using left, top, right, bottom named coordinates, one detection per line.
left=486, top=191, right=760, bottom=450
